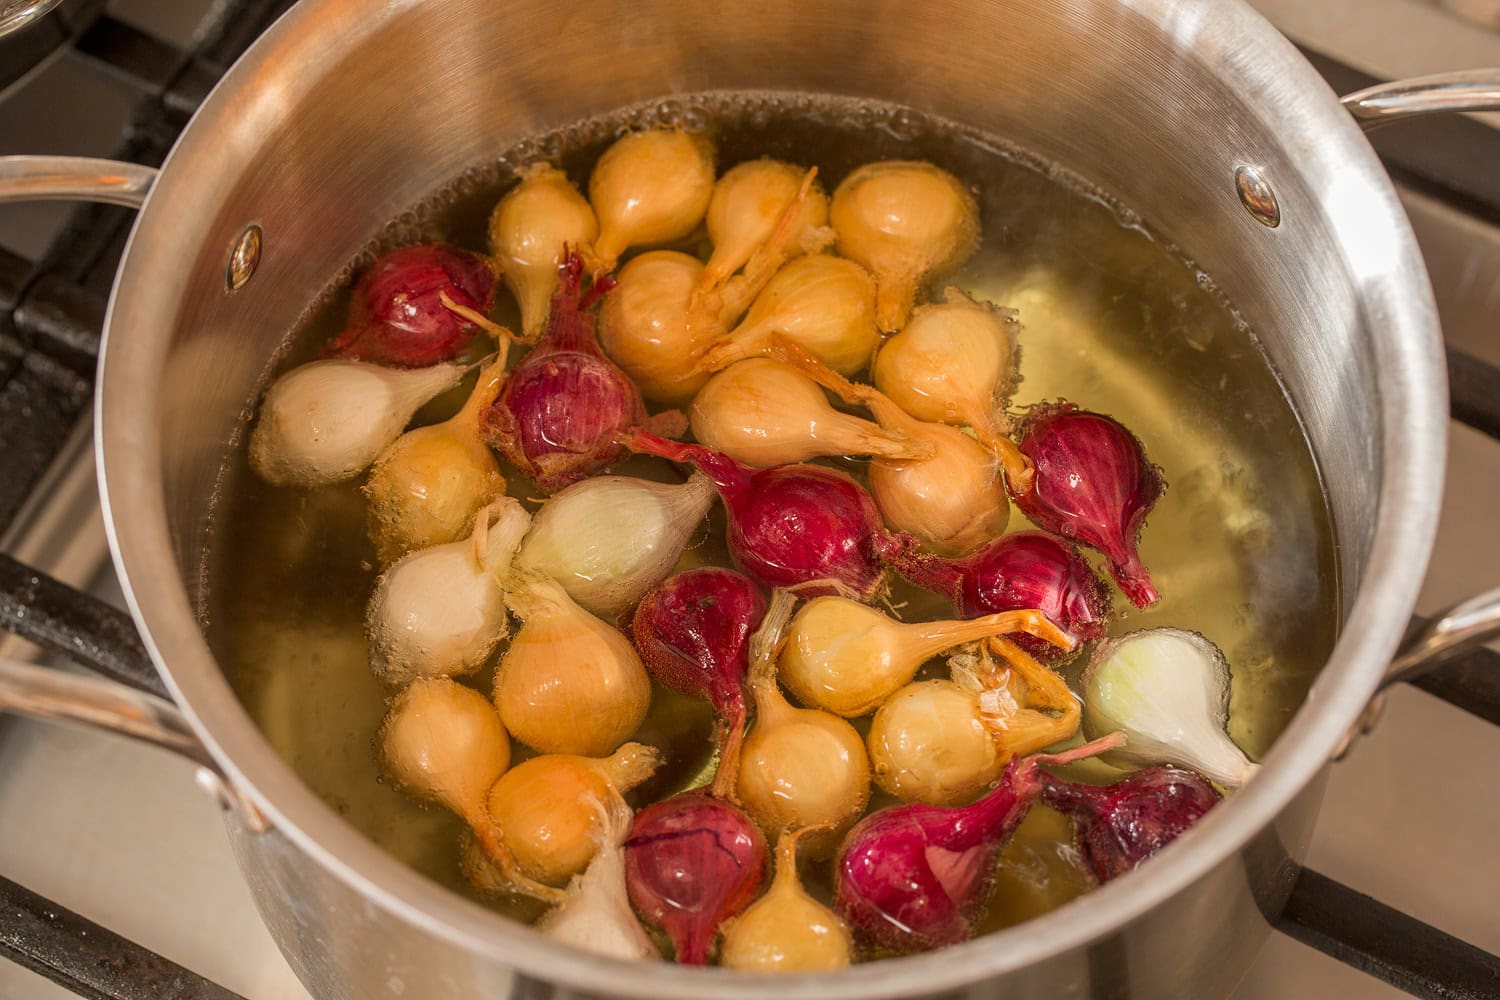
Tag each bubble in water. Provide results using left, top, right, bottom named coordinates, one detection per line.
left=882, top=107, right=925, bottom=141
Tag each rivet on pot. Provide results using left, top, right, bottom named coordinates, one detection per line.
left=1235, top=166, right=1280, bottom=228
left=227, top=224, right=263, bottom=291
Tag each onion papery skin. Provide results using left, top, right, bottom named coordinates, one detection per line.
left=325, top=244, right=498, bottom=367
left=1012, top=402, right=1164, bottom=608
left=867, top=680, right=1003, bottom=806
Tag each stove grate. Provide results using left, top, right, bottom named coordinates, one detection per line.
left=0, top=875, right=245, bottom=1000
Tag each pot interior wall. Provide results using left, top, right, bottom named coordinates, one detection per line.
left=146, top=0, right=1377, bottom=621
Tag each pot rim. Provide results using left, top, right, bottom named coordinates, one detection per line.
left=94, top=0, right=1446, bottom=996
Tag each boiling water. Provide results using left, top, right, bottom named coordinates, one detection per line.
left=208, top=94, right=1338, bottom=939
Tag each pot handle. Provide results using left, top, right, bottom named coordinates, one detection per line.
left=0, top=655, right=269, bottom=831
left=0, top=155, right=157, bottom=208
left=1341, top=70, right=1500, bottom=128
left=0, top=1, right=65, bottom=37
left=1336, top=587, right=1500, bottom=758
left=1382, top=587, right=1500, bottom=689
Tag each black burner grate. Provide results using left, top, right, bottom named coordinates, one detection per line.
left=0, top=11, right=1498, bottom=999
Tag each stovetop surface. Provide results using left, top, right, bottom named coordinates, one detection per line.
left=1, top=2, right=1498, bottom=998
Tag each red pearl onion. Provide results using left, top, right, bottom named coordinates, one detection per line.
left=482, top=250, right=685, bottom=492
left=325, top=244, right=498, bottom=367
left=1011, top=402, right=1164, bottom=608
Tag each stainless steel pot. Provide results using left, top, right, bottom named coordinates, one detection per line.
left=3, top=1, right=1500, bottom=997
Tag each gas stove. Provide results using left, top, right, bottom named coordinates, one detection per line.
left=0, top=2, right=1498, bottom=998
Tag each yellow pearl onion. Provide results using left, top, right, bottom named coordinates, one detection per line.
left=735, top=591, right=870, bottom=857
left=364, top=356, right=509, bottom=565
left=485, top=742, right=662, bottom=887
left=778, top=596, right=1074, bottom=718
left=379, top=677, right=562, bottom=903
left=830, top=160, right=979, bottom=332
left=720, top=828, right=852, bottom=973
left=871, top=287, right=1032, bottom=492
left=696, top=254, right=879, bottom=376
left=598, top=251, right=717, bottom=406
left=869, top=679, right=1001, bottom=806
left=756, top=335, right=1007, bottom=555
left=868, top=637, right=1082, bottom=805
left=378, top=677, right=510, bottom=824
left=488, top=163, right=599, bottom=340
left=599, top=173, right=822, bottom=405
left=701, top=159, right=831, bottom=291
left=589, top=129, right=715, bottom=271
left=689, top=358, right=931, bottom=468
left=493, top=573, right=653, bottom=757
